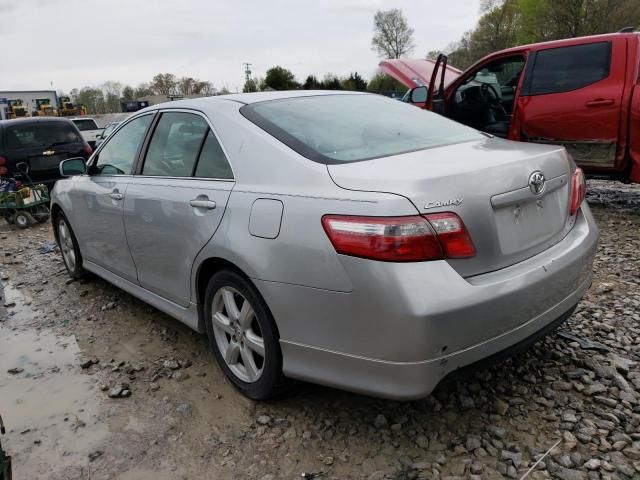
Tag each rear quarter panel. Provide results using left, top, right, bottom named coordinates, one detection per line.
left=190, top=101, right=421, bottom=299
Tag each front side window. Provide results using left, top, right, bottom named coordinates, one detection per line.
left=142, top=112, right=208, bottom=177
left=241, top=94, right=484, bottom=164
left=94, top=114, right=152, bottom=175
left=527, top=42, right=611, bottom=95
left=6, top=122, right=81, bottom=150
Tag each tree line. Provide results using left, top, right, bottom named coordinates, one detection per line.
left=62, top=74, right=220, bottom=114
left=444, top=0, right=640, bottom=69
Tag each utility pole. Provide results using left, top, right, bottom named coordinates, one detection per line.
left=243, top=63, right=252, bottom=83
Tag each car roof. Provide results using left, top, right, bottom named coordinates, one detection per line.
left=494, top=32, right=639, bottom=56
left=0, top=117, right=74, bottom=128
left=141, top=90, right=366, bottom=113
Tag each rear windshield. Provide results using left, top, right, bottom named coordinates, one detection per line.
left=241, top=94, right=484, bottom=163
left=73, top=119, right=99, bottom=131
left=5, top=122, right=82, bottom=150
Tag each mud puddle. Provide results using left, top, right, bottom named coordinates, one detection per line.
left=0, top=284, right=108, bottom=478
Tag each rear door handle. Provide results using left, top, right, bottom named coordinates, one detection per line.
left=109, top=192, right=124, bottom=200
left=189, top=199, right=217, bottom=210
left=585, top=98, right=614, bottom=107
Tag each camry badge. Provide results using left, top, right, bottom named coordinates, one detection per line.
left=42, top=150, right=55, bottom=156
left=528, top=171, right=546, bottom=196
left=424, top=198, right=463, bottom=209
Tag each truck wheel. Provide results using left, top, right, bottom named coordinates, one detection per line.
left=203, top=270, right=286, bottom=400
left=3, top=213, right=15, bottom=225
left=14, top=211, right=34, bottom=229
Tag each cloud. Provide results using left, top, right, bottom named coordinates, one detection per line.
left=0, top=0, right=480, bottom=92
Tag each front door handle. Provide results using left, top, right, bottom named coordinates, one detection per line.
left=585, top=98, right=614, bottom=107
left=189, top=199, right=217, bottom=210
left=109, top=192, right=124, bottom=200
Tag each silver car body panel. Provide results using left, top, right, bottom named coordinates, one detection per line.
left=51, top=91, right=599, bottom=399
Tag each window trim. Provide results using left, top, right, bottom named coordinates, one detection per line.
left=520, top=41, right=612, bottom=97
left=89, top=112, right=156, bottom=177
left=134, top=108, right=235, bottom=182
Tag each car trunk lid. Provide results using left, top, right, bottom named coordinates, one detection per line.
left=327, top=137, right=575, bottom=277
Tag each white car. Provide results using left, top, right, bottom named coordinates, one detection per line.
left=70, top=118, right=104, bottom=149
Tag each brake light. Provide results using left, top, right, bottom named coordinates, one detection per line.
left=85, top=145, right=93, bottom=155
left=425, top=213, right=476, bottom=258
left=569, top=167, right=586, bottom=216
left=322, top=213, right=475, bottom=262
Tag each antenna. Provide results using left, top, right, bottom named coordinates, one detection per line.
left=243, top=63, right=252, bottom=83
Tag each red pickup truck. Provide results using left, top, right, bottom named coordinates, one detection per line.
left=381, top=31, right=640, bottom=183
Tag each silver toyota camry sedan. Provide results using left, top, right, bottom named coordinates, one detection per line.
left=51, top=91, right=598, bottom=400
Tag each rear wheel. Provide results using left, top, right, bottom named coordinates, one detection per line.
left=56, top=213, right=86, bottom=279
left=32, top=205, right=50, bottom=223
left=203, top=270, right=285, bottom=399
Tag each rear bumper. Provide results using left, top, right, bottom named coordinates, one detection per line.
left=281, top=299, right=581, bottom=400
left=257, top=205, right=598, bottom=399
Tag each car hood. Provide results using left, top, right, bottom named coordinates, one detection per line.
left=378, top=58, right=462, bottom=89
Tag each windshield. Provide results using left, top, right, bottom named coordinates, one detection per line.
left=241, top=94, right=484, bottom=163
left=6, top=122, right=82, bottom=150
left=73, top=119, right=99, bottom=131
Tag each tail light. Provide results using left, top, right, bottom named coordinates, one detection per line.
left=84, top=145, right=93, bottom=155
left=322, top=213, right=475, bottom=262
left=569, top=167, right=586, bottom=216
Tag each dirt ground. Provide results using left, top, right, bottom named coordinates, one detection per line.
left=1, top=180, right=639, bottom=480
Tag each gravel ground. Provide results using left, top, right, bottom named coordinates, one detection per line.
left=0, top=180, right=639, bottom=480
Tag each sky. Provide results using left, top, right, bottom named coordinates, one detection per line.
left=0, top=0, right=481, bottom=93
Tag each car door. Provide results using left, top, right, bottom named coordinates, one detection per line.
left=123, top=110, right=234, bottom=307
left=67, top=113, right=154, bottom=283
left=516, top=38, right=626, bottom=169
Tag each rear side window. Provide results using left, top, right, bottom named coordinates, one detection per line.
left=194, top=130, right=233, bottom=179
left=73, top=119, right=99, bottom=131
left=527, top=42, right=611, bottom=95
left=143, top=112, right=208, bottom=177
left=5, top=122, right=81, bottom=150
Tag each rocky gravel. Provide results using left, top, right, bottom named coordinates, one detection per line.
left=0, top=179, right=639, bottom=479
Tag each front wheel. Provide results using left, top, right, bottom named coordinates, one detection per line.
left=204, top=270, right=285, bottom=399
left=14, top=211, right=34, bottom=229
left=56, top=214, right=86, bottom=279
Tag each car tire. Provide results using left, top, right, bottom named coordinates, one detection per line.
left=14, top=211, right=34, bottom=229
left=55, top=213, right=86, bottom=279
left=203, top=270, right=285, bottom=400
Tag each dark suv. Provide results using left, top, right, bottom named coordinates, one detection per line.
left=0, top=117, right=92, bottom=190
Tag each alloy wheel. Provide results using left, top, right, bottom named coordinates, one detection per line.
left=58, top=218, right=76, bottom=271
left=211, top=286, right=265, bottom=383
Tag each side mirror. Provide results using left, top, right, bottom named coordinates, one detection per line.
left=16, top=162, right=29, bottom=174
left=59, top=157, right=87, bottom=177
left=409, top=86, right=428, bottom=104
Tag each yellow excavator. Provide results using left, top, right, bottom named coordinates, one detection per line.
left=34, top=98, right=58, bottom=117
left=7, top=99, right=29, bottom=119
left=58, top=96, right=87, bottom=116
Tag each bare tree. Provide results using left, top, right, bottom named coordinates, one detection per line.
left=371, top=9, right=415, bottom=59
left=150, top=73, right=177, bottom=95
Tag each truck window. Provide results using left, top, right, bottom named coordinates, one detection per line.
left=527, top=42, right=611, bottom=95
left=73, top=119, right=99, bottom=131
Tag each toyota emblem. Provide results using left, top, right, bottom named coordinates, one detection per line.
left=528, top=171, right=546, bottom=196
